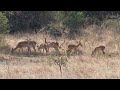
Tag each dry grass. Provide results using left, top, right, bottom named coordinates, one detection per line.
left=1, top=24, right=120, bottom=79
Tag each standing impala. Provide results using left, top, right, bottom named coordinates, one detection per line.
left=37, top=43, right=47, bottom=53
left=66, top=41, right=83, bottom=56
left=44, top=38, right=65, bottom=54
left=46, top=42, right=61, bottom=53
left=11, top=40, right=37, bottom=55
left=37, top=41, right=61, bottom=54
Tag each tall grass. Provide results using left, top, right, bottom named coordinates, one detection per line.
left=0, top=19, right=120, bottom=78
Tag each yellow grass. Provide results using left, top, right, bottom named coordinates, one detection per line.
left=0, top=25, right=120, bottom=79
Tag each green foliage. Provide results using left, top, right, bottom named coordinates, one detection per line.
left=2, top=11, right=120, bottom=37
left=52, top=11, right=66, bottom=22
left=0, top=12, right=10, bottom=34
left=5, top=11, right=53, bottom=33
left=50, top=11, right=86, bottom=38
left=51, top=11, right=86, bottom=29
left=47, top=55, right=68, bottom=76
left=47, top=55, right=67, bottom=66
left=63, top=11, right=86, bottom=29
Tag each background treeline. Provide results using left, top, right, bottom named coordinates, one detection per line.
left=0, top=11, right=120, bottom=37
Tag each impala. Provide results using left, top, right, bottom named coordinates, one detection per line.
left=66, top=41, right=82, bottom=56
left=91, top=45, right=105, bottom=57
left=37, top=42, right=61, bottom=53
left=37, top=43, right=48, bottom=53
left=46, top=42, right=61, bottom=53
left=37, top=38, right=65, bottom=54
left=11, top=40, right=37, bottom=55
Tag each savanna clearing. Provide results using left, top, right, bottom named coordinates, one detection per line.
left=0, top=25, right=120, bottom=79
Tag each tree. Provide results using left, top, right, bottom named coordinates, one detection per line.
left=4, top=11, right=54, bottom=33
left=0, top=12, right=10, bottom=34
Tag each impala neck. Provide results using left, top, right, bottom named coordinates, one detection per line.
left=77, top=43, right=82, bottom=47
left=13, top=45, right=19, bottom=51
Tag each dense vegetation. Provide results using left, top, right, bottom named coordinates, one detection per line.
left=0, top=11, right=120, bottom=37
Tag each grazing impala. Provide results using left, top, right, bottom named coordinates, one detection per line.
left=37, top=43, right=48, bottom=53
left=66, top=41, right=83, bottom=56
left=11, top=40, right=37, bottom=55
left=91, top=45, right=105, bottom=57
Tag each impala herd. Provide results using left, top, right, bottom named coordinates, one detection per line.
left=11, top=38, right=106, bottom=57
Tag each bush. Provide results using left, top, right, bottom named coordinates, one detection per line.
left=63, top=12, right=86, bottom=29
left=0, top=12, right=10, bottom=34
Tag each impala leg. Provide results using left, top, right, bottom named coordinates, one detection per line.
left=33, top=46, right=36, bottom=53
left=103, top=50, right=105, bottom=55
left=21, top=48, right=23, bottom=53
left=45, top=47, right=47, bottom=53
left=91, top=51, right=95, bottom=57
left=28, top=47, right=30, bottom=55
left=11, top=48, right=14, bottom=54
left=47, top=47, right=49, bottom=53
left=19, top=48, right=20, bottom=53
left=66, top=50, right=71, bottom=57
left=42, top=48, right=44, bottom=53
left=45, top=46, right=49, bottom=54
left=74, top=48, right=77, bottom=55
left=56, top=48, right=60, bottom=55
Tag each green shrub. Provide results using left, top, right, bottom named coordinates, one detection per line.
left=0, top=12, right=10, bottom=34
left=63, top=11, right=86, bottom=29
